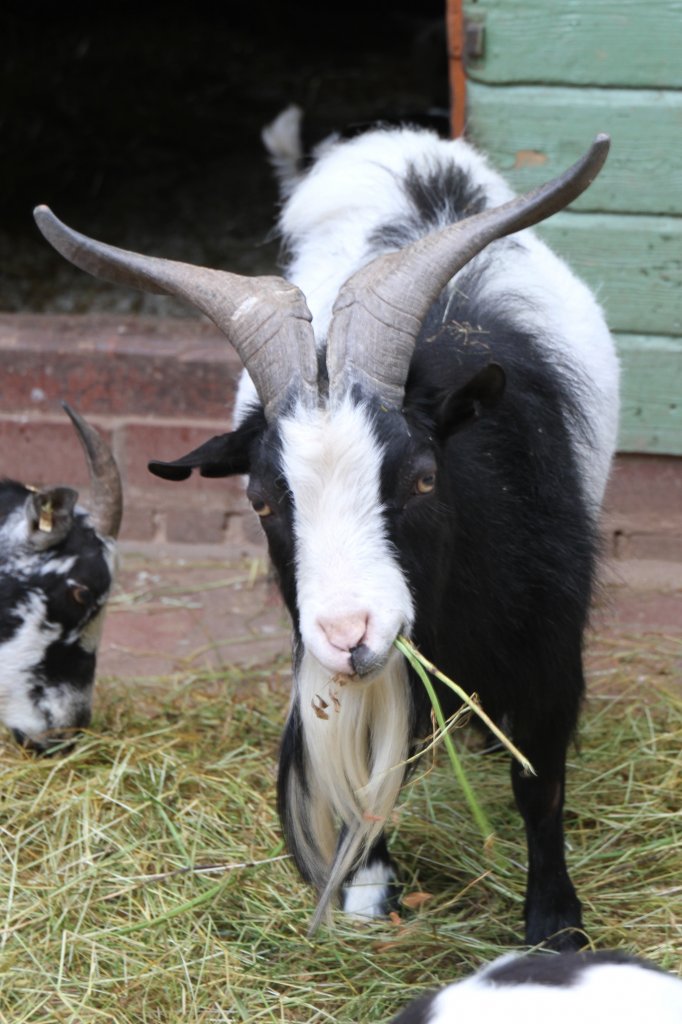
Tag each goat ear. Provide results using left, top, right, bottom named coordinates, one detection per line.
left=148, top=412, right=265, bottom=481
left=25, top=486, right=79, bottom=550
left=148, top=433, right=247, bottom=480
left=436, top=362, right=506, bottom=437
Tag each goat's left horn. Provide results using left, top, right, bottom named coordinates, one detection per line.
left=63, top=404, right=123, bottom=539
left=33, top=207, right=319, bottom=422
left=326, top=134, right=610, bottom=409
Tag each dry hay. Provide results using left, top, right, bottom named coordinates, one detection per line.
left=0, top=634, right=680, bottom=1023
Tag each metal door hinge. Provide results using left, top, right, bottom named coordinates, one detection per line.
left=465, top=18, right=485, bottom=60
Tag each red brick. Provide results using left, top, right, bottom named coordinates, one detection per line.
left=118, top=505, right=158, bottom=542
left=0, top=313, right=241, bottom=419
left=165, top=507, right=227, bottom=544
left=0, top=417, right=114, bottom=490
left=119, top=420, right=248, bottom=506
left=605, top=454, right=682, bottom=519
left=616, top=530, right=682, bottom=563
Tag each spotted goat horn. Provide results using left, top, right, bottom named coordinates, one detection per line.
left=63, top=403, right=123, bottom=539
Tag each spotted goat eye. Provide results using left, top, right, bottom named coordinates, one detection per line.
left=70, top=583, right=90, bottom=605
left=414, top=472, right=436, bottom=495
left=251, top=498, right=273, bottom=518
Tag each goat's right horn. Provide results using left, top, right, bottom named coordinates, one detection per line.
left=34, top=207, right=319, bottom=422
left=62, top=404, right=123, bottom=539
left=326, top=134, right=611, bottom=410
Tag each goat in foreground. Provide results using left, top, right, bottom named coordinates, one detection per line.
left=0, top=406, right=121, bottom=752
left=388, top=950, right=682, bottom=1024
left=34, top=114, right=619, bottom=947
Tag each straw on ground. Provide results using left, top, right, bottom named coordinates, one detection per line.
left=0, top=635, right=680, bottom=1023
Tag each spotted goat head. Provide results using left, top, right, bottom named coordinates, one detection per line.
left=0, top=406, right=122, bottom=752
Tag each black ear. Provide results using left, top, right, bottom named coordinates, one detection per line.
left=148, top=411, right=265, bottom=481
left=436, top=362, right=506, bottom=437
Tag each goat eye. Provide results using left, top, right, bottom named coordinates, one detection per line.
left=414, top=473, right=436, bottom=495
left=70, top=583, right=90, bottom=605
left=251, top=498, right=273, bottom=518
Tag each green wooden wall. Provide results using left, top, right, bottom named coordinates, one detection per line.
left=462, top=0, right=682, bottom=455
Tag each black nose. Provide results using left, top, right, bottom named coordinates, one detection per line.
left=349, top=642, right=381, bottom=677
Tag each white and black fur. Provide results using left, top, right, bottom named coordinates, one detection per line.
left=35, top=111, right=619, bottom=947
left=174, top=115, right=618, bottom=947
left=0, top=409, right=120, bottom=752
left=389, top=950, right=682, bottom=1024
left=154, top=116, right=618, bottom=945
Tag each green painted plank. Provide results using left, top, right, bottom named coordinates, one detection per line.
left=537, top=212, right=682, bottom=337
left=615, top=335, right=682, bottom=454
left=464, top=0, right=682, bottom=89
left=466, top=83, right=682, bottom=216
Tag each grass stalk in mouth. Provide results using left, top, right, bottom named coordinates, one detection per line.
left=394, top=634, right=536, bottom=845
left=395, top=635, right=534, bottom=775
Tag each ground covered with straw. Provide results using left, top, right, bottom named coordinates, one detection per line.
left=0, top=635, right=680, bottom=1023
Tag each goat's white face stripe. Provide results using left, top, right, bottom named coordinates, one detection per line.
left=280, top=398, right=414, bottom=675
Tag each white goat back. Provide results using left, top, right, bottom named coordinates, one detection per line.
left=391, top=952, right=682, bottom=1024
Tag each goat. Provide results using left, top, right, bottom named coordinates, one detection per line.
left=0, top=405, right=121, bottom=752
left=388, top=950, right=682, bottom=1024
left=33, top=112, right=619, bottom=948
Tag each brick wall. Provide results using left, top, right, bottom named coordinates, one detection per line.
left=1, top=313, right=680, bottom=557
left=603, top=453, right=682, bottom=562
left=0, top=314, right=259, bottom=547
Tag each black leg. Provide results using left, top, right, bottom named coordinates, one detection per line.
left=511, top=733, right=583, bottom=950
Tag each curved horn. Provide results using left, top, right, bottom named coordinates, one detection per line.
left=34, top=207, right=319, bottom=422
left=62, top=403, right=123, bottom=539
left=326, top=133, right=611, bottom=409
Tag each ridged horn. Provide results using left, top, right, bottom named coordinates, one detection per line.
left=62, top=403, right=123, bottom=539
left=33, top=206, right=319, bottom=422
left=326, top=133, right=611, bottom=409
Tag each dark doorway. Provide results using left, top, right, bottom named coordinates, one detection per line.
left=1, top=1, right=448, bottom=315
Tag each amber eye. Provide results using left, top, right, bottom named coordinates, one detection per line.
left=70, top=583, right=90, bottom=605
left=415, top=473, right=436, bottom=495
left=251, top=498, right=272, bottom=518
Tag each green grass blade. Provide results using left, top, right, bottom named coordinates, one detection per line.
left=395, top=635, right=535, bottom=776
left=394, top=636, right=493, bottom=842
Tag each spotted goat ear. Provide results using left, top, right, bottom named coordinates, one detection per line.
left=25, top=487, right=79, bottom=550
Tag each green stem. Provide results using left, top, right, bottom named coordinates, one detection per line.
left=396, top=635, right=535, bottom=776
left=395, top=636, right=493, bottom=842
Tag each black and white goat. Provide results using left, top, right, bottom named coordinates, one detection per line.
left=389, top=950, right=682, bottom=1024
left=34, top=112, right=619, bottom=947
left=0, top=406, right=121, bottom=751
